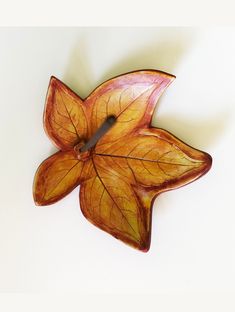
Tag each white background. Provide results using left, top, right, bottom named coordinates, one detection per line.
left=0, top=28, right=234, bottom=308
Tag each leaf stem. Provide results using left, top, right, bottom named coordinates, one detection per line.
left=80, top=115, right=116, bottom=152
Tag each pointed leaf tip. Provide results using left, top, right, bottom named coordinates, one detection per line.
left=43, top=77, right=88, bottom=150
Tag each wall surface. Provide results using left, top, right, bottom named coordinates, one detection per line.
left=0, top=27, right=234, bottom=309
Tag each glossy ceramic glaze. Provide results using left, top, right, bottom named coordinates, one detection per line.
left=33, top=70, right=212, bottom=251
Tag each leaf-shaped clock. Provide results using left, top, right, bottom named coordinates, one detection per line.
left=33, top=70, right=212, bottom=251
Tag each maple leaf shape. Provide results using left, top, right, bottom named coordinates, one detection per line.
left=33, top=70, right=212, bottom=252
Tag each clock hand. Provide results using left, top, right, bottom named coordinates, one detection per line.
left=80, top=115, right=117, bottom=152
